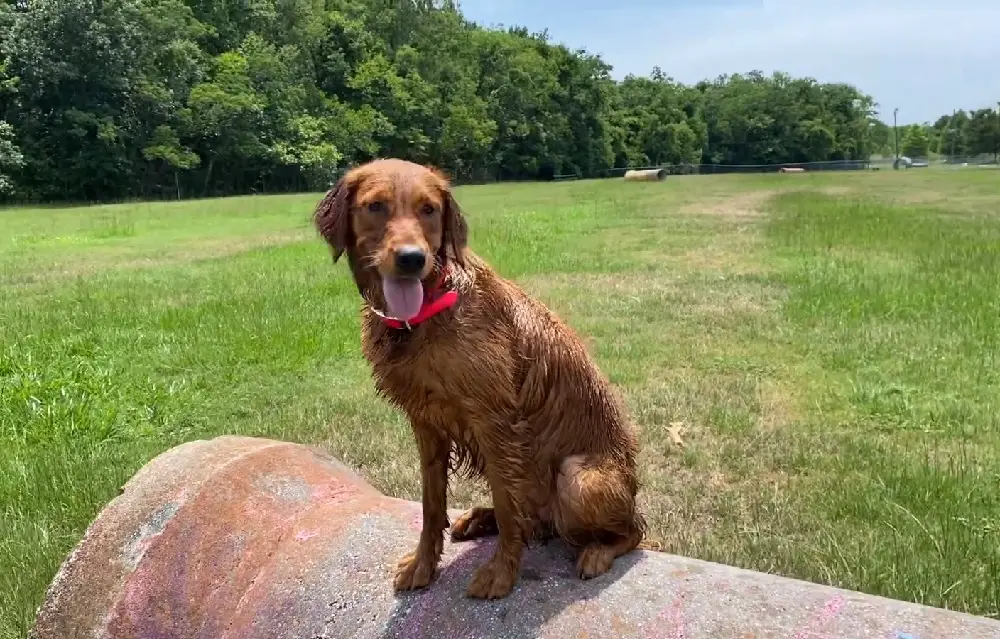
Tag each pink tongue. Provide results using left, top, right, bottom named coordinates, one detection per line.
left=381, top=276, right=424, bottom=321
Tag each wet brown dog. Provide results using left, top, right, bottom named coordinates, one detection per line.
left=314, top=158, right=645, bottom=599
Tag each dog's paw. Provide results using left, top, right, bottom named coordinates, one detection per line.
left=394, top=552, right=436, bottom=591
left=576, top=544, right=615, bottom=579
left=465, top=560, right=517, bottom=599
left=450, top=507, right=498, bottom=542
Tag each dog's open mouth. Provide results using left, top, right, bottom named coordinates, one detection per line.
left=381, top=275, right=424, bottom=321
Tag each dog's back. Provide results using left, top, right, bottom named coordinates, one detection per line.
left=493, top=262, right=639, bottom=467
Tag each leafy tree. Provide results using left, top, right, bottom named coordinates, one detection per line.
left=0, top=119, right=22, bottom=193
left=142, top=125, right=199, bottom=199
left=932, top=111, right=970, bottom=157
left=0, top=0, right=992, bottom=203
left=186, top=51, right=267, bottom=194
left=901, top=124, right=931, bottom=158
left=616, top=73, right=705, bottom=167
left=869, top=120, right=892, bottom=156
left=965, top=108, right=1000, bottom=161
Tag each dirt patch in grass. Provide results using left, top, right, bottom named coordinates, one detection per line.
left=680, top=190, right=776, bottom=219
left=757, top=380, right=800, bottom=431
left=520, top=271, right=670, bottom=296
left=818, top=185, right=855, bottom=196
left=3, top=230, right=312, bottom=286
left=891, top=190, right=998, bottom=216
left=676, top=243, right=766, bottom=274
left=630, top=372, right=799, bottom=556
left=689, top=286, right=773, bottom=318
left=172, top=229, right=313, bottom=261
left=520, top=271, right=778, bottom=340
left=666, top=192, right=776, bottom=275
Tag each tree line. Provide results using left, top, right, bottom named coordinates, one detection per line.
left=877, top=109, right=1000, bottom=161
left=0, top=0, right=996, bottom=203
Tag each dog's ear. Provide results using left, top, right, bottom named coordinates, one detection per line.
left=314, top=175, right=354, bottom=262
left=441, top=190, right=468, bottom=267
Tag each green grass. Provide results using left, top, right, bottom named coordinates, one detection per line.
left=2, top=169, right=999, bottom=637
left=756, top=191, right=1000, bottom=612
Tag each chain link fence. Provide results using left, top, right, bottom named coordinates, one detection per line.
left=551, top=155, right=1000, bottom=181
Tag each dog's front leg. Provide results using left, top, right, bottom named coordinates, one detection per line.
left=465, top=422, right=532, bottom=600
left=394, top=427, right=449, bottom=591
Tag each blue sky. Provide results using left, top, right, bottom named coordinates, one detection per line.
left=459, top=0, right=1000, bottom=125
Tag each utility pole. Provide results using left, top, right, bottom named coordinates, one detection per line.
left=893, top=108, right=900, bottom=169
left=951, top=109, right=956, bottom=158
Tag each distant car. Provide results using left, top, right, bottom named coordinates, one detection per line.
left=893, top=156, right=928, bottom=169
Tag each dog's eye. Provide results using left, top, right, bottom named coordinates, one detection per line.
left=420, top=204, right=436, bottom=217
left=366, top=201, right=387, bottom=215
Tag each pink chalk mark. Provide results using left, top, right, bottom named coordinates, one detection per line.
left=645, top=591, right=686, bottom=639
left=294, top=529, right=318, bottom=542
left=792, top=595, right=846, bottom=639
left=397, top=540, right=494, bottom=639
left=409, top=512, right=423, bottom=532
left=310, top=482, right=359, bottom=502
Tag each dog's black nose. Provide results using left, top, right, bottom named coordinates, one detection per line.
left=394, top=245, right=426, bottom=275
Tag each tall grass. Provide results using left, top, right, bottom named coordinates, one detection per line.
left=763, top=192, right=1000, bottom=615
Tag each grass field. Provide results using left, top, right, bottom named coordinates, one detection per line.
left=2, top=169, right=999, bottom=637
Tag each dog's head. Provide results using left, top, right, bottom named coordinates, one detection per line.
left=314, top=158, right=468, bottom=320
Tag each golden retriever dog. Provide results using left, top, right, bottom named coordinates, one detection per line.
left=314, top=158, right=645, bottom=599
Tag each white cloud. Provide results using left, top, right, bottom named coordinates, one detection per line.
left=459, top=0, right=1000, bottom=123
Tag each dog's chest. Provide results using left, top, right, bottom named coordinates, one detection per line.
left=371, top=341, right=460, bottom=409
left=379, top=363, right=484, bottom=469
left=363, top=313, right=520, bottom=459
left=368, top=340, right=495, bottom=459
left=368, top=327, right=508, bottom=404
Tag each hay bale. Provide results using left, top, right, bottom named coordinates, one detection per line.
left=778, top=167, right=805, bottom=173
left=624, top=168, right=666, bottom=182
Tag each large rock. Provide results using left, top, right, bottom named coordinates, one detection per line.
left=31, top=436, right=1000, bottom=638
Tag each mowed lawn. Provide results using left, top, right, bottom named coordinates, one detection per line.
left=2, top=169, right=999, bottom=636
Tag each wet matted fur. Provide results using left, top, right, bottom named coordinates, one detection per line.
left=314, top=158, right=646, bottom=599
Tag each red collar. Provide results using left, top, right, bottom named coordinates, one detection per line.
left=374, top=267, right=459, bottom=330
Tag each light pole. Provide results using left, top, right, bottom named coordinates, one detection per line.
left=995, top=102, right=999, bottom=163
left=893, top=108, right=899, bottom=158
left=893, top=108, right=900, bottom=169
left=950, top=109, right=956, bottom=158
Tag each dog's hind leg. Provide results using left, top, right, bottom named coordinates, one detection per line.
left=574, top=527, right=643, bottom=578
left=450, top=507, right=498, bottom=541
left=553, top=454, right=645, bottom=579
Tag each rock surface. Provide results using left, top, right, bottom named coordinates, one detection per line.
left=31, top=435, right=1000, bottom=638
